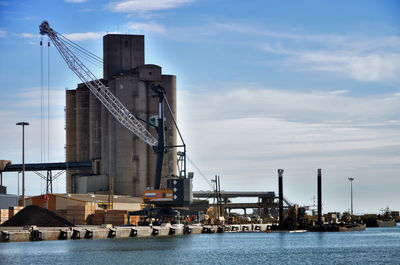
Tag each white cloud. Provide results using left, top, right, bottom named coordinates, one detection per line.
left=293, top=51, right=400, bottom=82
left=170, top=21, right=400, bottom=83
left=126, top=21, right=166, bottom=35
left=19, top=33, right=37, bottom=38
left=0, top=86, right=67, bottom=197
left=259, top=42, right=400, bottom=82
left=12, top=87, right=66, bottom=109
left=63, top=32, right=103, bottom=41
left=108, top=0, right=193, bottom=13
left=177, top=85, right=400, bottom=212
left=179, top=86, right=400, bottom=124
left=0, top=29, right=6, bottom=38
left=214, top=22, right=400, bottom=51
left=329, top=90, right=349, bottom=95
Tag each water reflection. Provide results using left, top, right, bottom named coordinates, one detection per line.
left=0, top=226, right=399, bottom=265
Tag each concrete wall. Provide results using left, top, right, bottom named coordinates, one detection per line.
left=114, top=76, right=147, bottom=195
left=55, top=195, right=82, bottom=210
left=76, top=86, right=90, bottom=162
left=65, top=90, right=77, bottom=193
left=112, top=202, right=142, bottom=211
left=103, top=34, right=144, bottom=80
left=75, top=175, right=108, bottom=194
left=89, top=90, right=102, bottom=161
left=161, top=74, right=178, bottom=187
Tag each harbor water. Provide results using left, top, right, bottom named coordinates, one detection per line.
left=1, top=226, right=399, bottom=264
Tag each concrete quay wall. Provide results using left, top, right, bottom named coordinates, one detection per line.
left=0, top=224, right=272, bottom=243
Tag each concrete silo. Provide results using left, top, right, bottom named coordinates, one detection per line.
left=65, top=34, right=177, bottom=197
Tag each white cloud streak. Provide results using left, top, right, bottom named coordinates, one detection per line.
left=329, top=90, right=349, bottom=95
left=17, top=31, right=103, bottom=41
left=162, top=21, right=400, bottom=83
left=63, top=32, right=103, bottom=41
left=19, top=33, right=38, bottom=38
left=288, top=51, right=400, bottom=82
left=0, top=29, right=6, bottom=38
left=126, top=21, right=166, bottom=35
left=108, top=0, right=194, bottom=13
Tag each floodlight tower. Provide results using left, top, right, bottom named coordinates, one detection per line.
left=348, top=177, right=354, bottom=215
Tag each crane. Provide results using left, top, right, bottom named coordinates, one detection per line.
left=39, top=21, right=190, bottom=203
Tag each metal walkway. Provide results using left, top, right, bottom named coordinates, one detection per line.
left=1, top=161, right=92, bottom=194
left=193, top=191, right=275, bottom=199
left=1, top=161, right=92, bottom=172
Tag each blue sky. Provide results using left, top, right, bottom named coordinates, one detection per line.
left=0, top=0, right=399, bottom=214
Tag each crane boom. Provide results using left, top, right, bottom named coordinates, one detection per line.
left=39, top=21, right=157, bottom=147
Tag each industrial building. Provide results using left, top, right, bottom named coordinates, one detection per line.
left=65, top=34, right=177, bottom=196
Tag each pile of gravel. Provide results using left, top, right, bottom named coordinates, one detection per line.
left=1, top=205, right=74, bottom=227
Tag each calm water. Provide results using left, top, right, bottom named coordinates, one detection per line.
left=1, top=226, right=399, bottom=265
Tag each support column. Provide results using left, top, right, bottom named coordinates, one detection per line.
left=317, top=169, right=322, bottom=225
left=278, top=169, right=284, bottom=228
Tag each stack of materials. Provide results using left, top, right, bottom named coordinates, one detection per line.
left=66, top=203, right=96, bottom=225
left=0, top=209, right=9, bottom=224
left=55, top=209, right=67, bottom=220
left=91, top=209, right=140, bottom=225
left=92, top=210, right=105, bottom=225
left=104, top=210, right=128, bottom=226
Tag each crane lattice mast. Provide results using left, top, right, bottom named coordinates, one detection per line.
left=39, top=21, right=157, bottom=147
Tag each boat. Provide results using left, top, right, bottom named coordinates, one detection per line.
left=365, top=206, right=397, bottom=227
left=376, top=219, right=396, bottom=227
left=338, top=223, right=366, bottom=232
left=289, top=230, right=307, bottom=233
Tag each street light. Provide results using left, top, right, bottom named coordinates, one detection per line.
left=348, top=177, right=354, bottom=216
left=16, top=122, right=29, bottom=207
left=17, top=171, right=20, bottom=198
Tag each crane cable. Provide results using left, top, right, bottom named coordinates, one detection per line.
left=186, top=155, right=214, bottom=189
left=47, top=38, right=50, bottom=164
left=40, top=36, right=43, bottom=194
left=46, top=38, right=52, bottom=193
left=161, top=94, right=213, bottom=189
left=40, top=37, right=53, bottom=195
left=44, top=32, right=102, bottom=192
left=57, top=33, right=103, bottom=68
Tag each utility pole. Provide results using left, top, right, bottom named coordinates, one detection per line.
left=16, top=122, right=29, bottom=207
left=348, top=177, right=354, bottom=216
left=17, top=171, right=20, bottom=198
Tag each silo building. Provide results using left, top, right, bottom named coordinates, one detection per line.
left=65, top=34, right=177, bottom=196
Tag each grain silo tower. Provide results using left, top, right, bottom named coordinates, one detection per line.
left=65, top=34, right=177, bottom=196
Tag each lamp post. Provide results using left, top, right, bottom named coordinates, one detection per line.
left=348, top=177, right=354, bottom=216
left=16, top=122, right=29, bottom=207
left=17, top=171, right=20, bottom=198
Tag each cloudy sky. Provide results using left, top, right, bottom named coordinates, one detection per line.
left=0, top=0, right=399, bottom=214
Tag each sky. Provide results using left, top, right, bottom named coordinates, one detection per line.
left=0, top=0, right=399, bottom=214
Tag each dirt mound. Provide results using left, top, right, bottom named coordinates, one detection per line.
left=1, top=205, right=74, bottom=227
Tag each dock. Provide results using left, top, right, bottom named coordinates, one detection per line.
left=0, top=224, right=271, bottom=242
